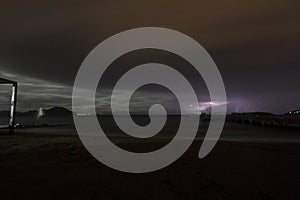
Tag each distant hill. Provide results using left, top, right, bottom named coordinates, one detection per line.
left=0, top=107, right=72, bottom=118
left=43, top=107, right=72, bottom=117
left=0, top=111, right=11, bottom=118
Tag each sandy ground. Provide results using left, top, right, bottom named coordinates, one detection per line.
left=0, top=134, right=300, bottom=199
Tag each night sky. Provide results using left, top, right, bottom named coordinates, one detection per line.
left=0, top=0, right=299, bottom=114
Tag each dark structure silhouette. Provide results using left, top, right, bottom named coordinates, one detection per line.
left=0, top=78, right=17, bottom=134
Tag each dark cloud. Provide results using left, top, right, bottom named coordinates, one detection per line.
left=0, top=0, right=299, bottom=113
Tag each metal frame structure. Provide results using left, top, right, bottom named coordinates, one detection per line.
left=0, top=78, right=17, bottom=133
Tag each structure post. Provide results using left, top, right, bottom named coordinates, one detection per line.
left=9, top=82, right=17, bottom=134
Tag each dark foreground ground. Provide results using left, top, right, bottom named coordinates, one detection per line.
left=0, top=132, right=300, bottom=199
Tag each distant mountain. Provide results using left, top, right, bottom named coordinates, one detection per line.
left=0, top=107, right=72, bottom=118
left=18, top=110, right=38, bottom=118
left=0, top=111, right=12, bottom=118
left=0, top=107, right=74, bottom=126
left=43, top=107, right=72, bottom=117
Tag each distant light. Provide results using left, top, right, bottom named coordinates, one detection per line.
left=77, top=113, right=91, bottom=116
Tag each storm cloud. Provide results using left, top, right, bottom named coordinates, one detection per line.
left=0, top=0, right=299, bottom=113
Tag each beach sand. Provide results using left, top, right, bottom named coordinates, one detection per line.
left=1, top=132, right=300, bottom=199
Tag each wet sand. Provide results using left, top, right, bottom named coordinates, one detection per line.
left=1, top=133, right=300, bottom=199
